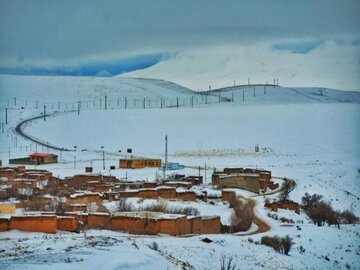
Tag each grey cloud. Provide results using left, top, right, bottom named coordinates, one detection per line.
left=0, top=0, right=359, bottom=67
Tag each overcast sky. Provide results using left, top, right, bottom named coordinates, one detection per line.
left=0, top=0, right=359, bottom=73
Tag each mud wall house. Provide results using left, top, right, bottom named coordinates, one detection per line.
left=183, top=176, right=203, bottom=185
left=119, top=158, right=162, bottom=169
left=62, top=174, right=118, bottom=189
left=265, top=200, right=300, bottom=214
left=163, top=181, right=193, bottom=189
left=66, top=193, right=101, bottom=204
left=221, top=190, right=236, bottom=202
left=10, top=215, right=57, bottom=233
left=212, top=173, right=261, bottom=194
left=157, top=187, right=177, bottom=199
left=176, top=191, right=197, bottom=201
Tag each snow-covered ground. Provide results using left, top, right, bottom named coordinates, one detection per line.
left=0, top=74, right=359, bottom=269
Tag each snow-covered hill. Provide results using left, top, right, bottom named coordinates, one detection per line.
left=120, top=45, right=360, bottom=92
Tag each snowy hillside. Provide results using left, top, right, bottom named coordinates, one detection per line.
left=121, top=45, right=360, bottom=92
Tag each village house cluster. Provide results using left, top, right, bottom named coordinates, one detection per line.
left=0, top=154, right=300, bottom=237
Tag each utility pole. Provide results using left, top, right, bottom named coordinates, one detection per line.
left=191, top=96, right=193, bottom=108
left=105, top=96, right=107, bottom=110
left=176, top=97, right=179, bottom=108
left=253, top=86, right=255, bottom=97
left=160, top=98, right=163, bottom=109
left=232, top=92, right=234, bottom=102
left=43, top=105, right=46, bottom=121
left=204, top=163, right=207, bottom=184
left=78, top=101, right=80, bottom=115
left=5, top=108, right=8, bottom=125
left=125, top=97, right=127, bottom=109
left=163, top=135, right=168, bottom=181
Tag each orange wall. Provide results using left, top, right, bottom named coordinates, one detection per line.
left=10, top=216, right=57, bottom=234
left=221, top=191, right=236, bottom=202
left=57, top=217, right=78, bottom=232
left=200, top=217, right=221, bottom=234
left=0, top=218, right=9, bottom=231
left=177, top=192, right=196, bottom=201
left=158, top=189, right=177, bottom=199
left=88, top=214, right=110, bottom=229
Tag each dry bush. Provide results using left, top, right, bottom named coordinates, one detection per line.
left=140, top=200, right=200, bottom=216
left=229, top=198, right=254, bottom=232
left=339, top=210, right=359, bottom=224
left=281, top=235, right=294, bottom=255
left=141, top=200, right=169, bottom=213
left=261, top=235, right=294, bottom=255
left=301, top=193, right=323, bottom=210
left=171, top=206, right=200, bottom=216
left=220, top=255, right=238, bottom=270
left=261, top=236, right=281, bottom=252
left=148, top=241, right=159, bottom=251
left=279, top=180, right=296, bottom=201
left=229, top=194, right=241, bottom=209
left=117, top=198, right=134, bottom=212
left=55, top=202, right=71, bottom=215
left=307, top=201, right=340, bottom=228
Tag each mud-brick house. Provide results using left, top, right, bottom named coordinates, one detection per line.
left=29, top=153, right=58, bottom=165
left=9, top=153, right=58, bottom=165
left=119, top=158, right=161, bottom=169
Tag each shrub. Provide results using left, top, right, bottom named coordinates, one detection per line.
left=140, top=200, right=200, bottom=216
left=55, top=202, right=71, bottom=215
left=279, top=180, right=296, bottom=201
left=229, top=199, right=254, bottom=232
left=261, top=236, right=281, bottom=252
left=301, top=193, right=323, bottom=210
left=339, top=210, right=359, bottom=224
left=149, top=241, right=159, bottom=251
left=261, top=235, right=294, bottom=255
left=307, top=201, right=340, bottom=228
left=117, top=198, right=134, bottom=212
left=220, top=255, right=238, bottom=270
left=281, top=235, right=294, bottom=255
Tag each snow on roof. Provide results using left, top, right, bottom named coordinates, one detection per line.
left=113, top=211, right=185, bottom=220
left=70, top=192, right=101, bottom=198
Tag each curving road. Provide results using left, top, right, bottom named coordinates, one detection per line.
left=14, top=113, right=73, bottom=152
